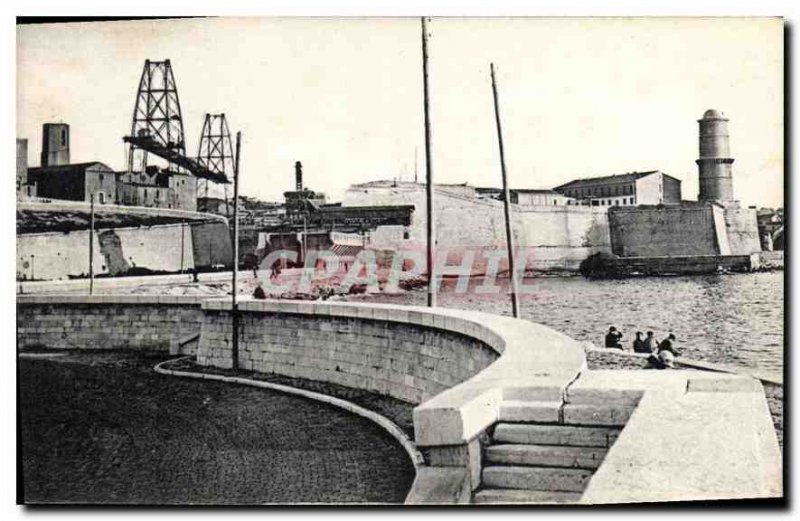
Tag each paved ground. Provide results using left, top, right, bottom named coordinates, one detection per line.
left=587, top=349, right=783, bottom=452
left=19, top=351, right=415, bottom=505
left=163, top=357, right=416, bottom=439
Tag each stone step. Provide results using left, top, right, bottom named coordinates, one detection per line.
left=482, top=465, right=594, bottom=492
left=562, top=404, right=636, bottom=427
left=498, top=401, right=561, bottom=423
left=473, top=488, right=582, bottom=505
left=485, top=444, right=608, bottom=469
left=492, top=423, right=620, bottom=448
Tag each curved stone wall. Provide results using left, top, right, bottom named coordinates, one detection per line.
left=195, top=299, right=588, bottom=450
left=198, top=300, right=502, bottom=404
left=16, top=295, right=588, bottom=442
left=16, top=295, right=204, bottom=351
left=15, top=294, right=779, bottom=505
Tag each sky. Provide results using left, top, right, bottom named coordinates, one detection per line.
left=16, top=17, right=784, bottom=207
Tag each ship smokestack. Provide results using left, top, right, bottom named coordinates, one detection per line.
left=295, top=161, right=303, bottom=191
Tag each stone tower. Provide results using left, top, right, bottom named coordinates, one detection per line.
left=40, top=123, right=70, bottom=167
left=696, top=109, right=734, bottom=203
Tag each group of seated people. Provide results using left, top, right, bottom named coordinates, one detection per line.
left=604, top=327, right=680, bottom=369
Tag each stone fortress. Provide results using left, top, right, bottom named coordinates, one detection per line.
left=17, top=109, right=765, bottom=281
left=607, top=109, right=761, bottom=259
left=343, top=109, right=762, bottom=274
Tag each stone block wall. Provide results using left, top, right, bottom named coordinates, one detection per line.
left=16, top=297, right=204, bottom=351
left=17, top=230, right=108, bottom=281
left=197, top=305, right=500, bottom=404
left=723, top=205, right=762, bottom=255
left=17, top=224, right=197, bottom=280
left=608, top=204, right=722, bottom=257
left=191, top=221, right=233, bottom=269
left=608, top=203, right=762, bottom=258
left=343, top=182, right=610, bottom=273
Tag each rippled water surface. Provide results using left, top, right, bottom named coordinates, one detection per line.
left=359, top=272, right=784, bottom=379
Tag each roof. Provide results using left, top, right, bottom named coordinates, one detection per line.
left=119, top=181, right=171, bottom=189
left=513, top=189, right=561, bottom=194
left=28, top=162, right=114, bottom=175
left=702, top=109, right=726, bottom=119
left=554, top=170, right=681, bottom=191
left=475, top=187, right=560, bottom=194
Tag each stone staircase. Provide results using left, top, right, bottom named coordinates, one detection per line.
left=473, top=400, right=632, bottom=504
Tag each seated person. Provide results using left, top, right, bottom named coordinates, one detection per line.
left=658, top=333, right=680, bottom=357
left=605, top=326, right=623, bottom=349
left=632, top=331, right=647, bottom=353
left=647, top=349, right=676, bottom=370
left=252, top=284, right=267, bottom=300
left=642, top=331, right=658, bottom=353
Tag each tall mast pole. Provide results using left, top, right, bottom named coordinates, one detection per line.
left=491, top=63, right=520, bottom=318
left=89, top=193, right=95, bottom=295
left=422, top=17, right=436, bottom=308
left=231, top=131, right=241, bottom=370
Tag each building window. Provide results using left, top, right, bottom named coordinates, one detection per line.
left=98, top=192, right=105, bottom=204
left=99, top=174, right=104, bottom=182
left=61, top=129, right=66, bottom=146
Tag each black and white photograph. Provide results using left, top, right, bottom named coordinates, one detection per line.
left=12, top=13, right=786, bottom=507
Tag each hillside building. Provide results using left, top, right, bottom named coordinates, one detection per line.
left=554, top=170, right=682, bottom=207
left=17, top=138, right=36, bottom=199
left=20, top=123, right=198, bottom=211
left=117, top=166, right=197, bottom=211
left=475, top=188, right=573, bottom=206
left=27, top=162, right=117, bottom=205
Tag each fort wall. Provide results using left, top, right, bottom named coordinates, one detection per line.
left=17, top=223, right=199, bottom=280
left=724, top=205, right=762, bottom=255
left=191, top=221, right=233, bottom=268
left=608, top=204, right=722, bottom=257
left=17, top=220, right=233, bottom=281
left=344, top=183, right=610, bottom=273
left=608, top=203, right=761, bottom=258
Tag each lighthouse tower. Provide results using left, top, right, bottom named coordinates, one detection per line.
left=696, top=109, right=735, bottom=203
